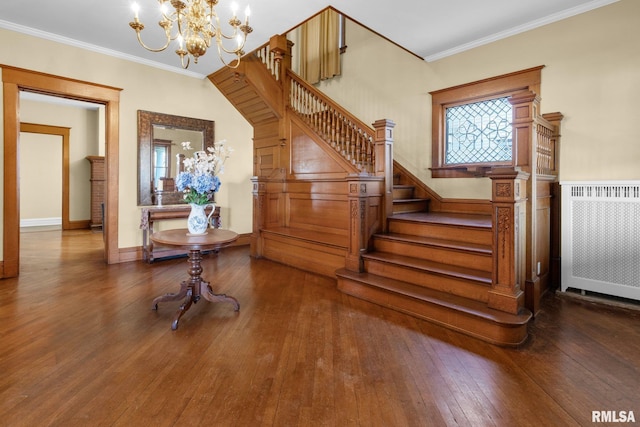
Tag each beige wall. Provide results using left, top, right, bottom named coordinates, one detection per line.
left=318, top=0, right=640, bottom=198
left=20, top=132, right=62, bottom=221
left=0, top=27, right=253, bottom=260
left=20, top=99, right=100, bottom=222
left=2, top=0, right=639, bottom=261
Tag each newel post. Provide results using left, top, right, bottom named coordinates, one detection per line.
left=372, top=119, right=395, bottom=232
left=345, top=178, right=385, bottom=272
left=250, top=177, right=266, bottom=258
left=269, top=34, right=292, bottom=82
left=488, top=167, right=529, bottom=314
left=346, top=181, right=368, bottom=272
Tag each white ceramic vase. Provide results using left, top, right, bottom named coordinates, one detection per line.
left=187, top=203, right=215, bottom=235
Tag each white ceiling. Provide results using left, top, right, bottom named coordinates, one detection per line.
left=0, top=0, right=618, bottom=78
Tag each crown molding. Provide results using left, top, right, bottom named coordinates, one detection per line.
left=0, top=19, right=207, bottom=79
left=425, top=0, right=619, bottom=62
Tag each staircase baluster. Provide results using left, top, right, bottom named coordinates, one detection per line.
left=304, top=88, right=311, bottom=122
left=312, top=95, right=317, bottom=130
left=322, top=102, right=328, bottom=139
left=331, top=109, right=336, bottom=147
left=315, top=97, right=321, bottom=134
left=358, top=133, right=362, bottom=167
left=343, top=117, right=348, bottom=155
left=337, top=117, right=342, bottom=154
left=348, top=124, right=352, bottom=157
left=290, top=80, right=296, bottom=112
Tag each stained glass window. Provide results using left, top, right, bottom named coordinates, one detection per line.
left=445, top=97, right=512, bottom=165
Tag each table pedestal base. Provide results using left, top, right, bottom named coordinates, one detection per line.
left=152, top=249, right=239, bottom=330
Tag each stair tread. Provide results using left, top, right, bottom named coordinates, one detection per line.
left=390, top=211, right=492, bottom=228
left=336, top=268, right=530, bottom=324
left=262, top=226, right=348, bottom=249
left=376, top=232, right=492, bottom=254
left=393, top=198, right=430, bottom=203
left=363, top=251, right=492, bottom=284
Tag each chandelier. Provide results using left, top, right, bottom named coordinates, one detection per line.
left=129, top=0, right=253, bottom=69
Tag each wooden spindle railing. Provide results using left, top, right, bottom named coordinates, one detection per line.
left=538, top=112, right=563, bottom=177
left=287, top=71, right=376, bottom=174
left=253, top=43, right=280, bottom=81
left=535, top=117, right=556, bottom=176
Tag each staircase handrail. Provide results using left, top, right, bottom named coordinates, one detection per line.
left=286, top=70, right=376, bottom=174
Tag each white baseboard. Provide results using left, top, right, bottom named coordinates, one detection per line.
left=20, top=217, right=62, bottom=227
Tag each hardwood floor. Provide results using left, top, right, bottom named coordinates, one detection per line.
left=1, top=230, right=639, bottom=426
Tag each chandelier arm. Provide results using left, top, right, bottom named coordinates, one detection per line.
left=179, top=52, right=191, bottom=69
left=216, top=38, right=247, bottom=55
left=134, top=30, right=173, bottom=53
left=216, top=43, right=242, bottom=69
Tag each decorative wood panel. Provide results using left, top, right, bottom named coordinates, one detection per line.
left=289, top=120, right=348, bottom=177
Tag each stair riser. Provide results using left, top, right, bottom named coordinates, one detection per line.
left=373, top=239, right=492, bottom=273
left=393, top=200, right=430, bottom=214
left=337, top=277, right=528, bottom=346
left=363, top=259, right=490, bottom=303
left=388, top=221, right=492, bottom=246
left=393, top=188, right=414, bottom=199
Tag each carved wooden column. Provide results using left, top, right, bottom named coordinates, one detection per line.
left=372, top=119, right=395, bottom=232
left=270, top=34, right=294, bottom=179
left=509, top=91, right=539, bottom=314
left=346, top=178, right=384, bottom=272
left=488, top=167, right=529, bottom=314
left=250, top=177, right=266, bottom=258
left=346, top=181, right=367, bottom=272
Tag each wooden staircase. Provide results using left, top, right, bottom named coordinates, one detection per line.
left=209, top=35, right=536, bottom=346
left=392, top=184, right=430, bottom=214
left=336, top=182, right=531, bottom=346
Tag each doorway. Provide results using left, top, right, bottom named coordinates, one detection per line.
left=2, top=65, right=121, bottom=278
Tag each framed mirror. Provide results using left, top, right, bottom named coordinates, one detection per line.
left=137, top=110, right=215, bottom=205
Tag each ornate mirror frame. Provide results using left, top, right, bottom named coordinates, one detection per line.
left=137, top=110, right=215, bottom=205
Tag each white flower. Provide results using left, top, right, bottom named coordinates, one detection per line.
left=176, top=139, right=232, bottom=205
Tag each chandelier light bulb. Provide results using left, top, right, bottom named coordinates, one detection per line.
left=131, top=2, right=140, bottom=19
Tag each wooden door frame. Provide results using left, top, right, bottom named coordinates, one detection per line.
left=19, top=123, right=74, bottom=230
left=2, top=65, right=121, bottom=277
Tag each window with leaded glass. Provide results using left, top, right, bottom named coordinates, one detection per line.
left=429, top=66, right=543, bottom=178
left=445, top=97, right=512, bottom=165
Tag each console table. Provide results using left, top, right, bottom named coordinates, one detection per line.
left=140, top=205, right=220, bottom=263
left=150, top=228, right=239, bottom=330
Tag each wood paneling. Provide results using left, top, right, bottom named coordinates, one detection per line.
left=289, top=119, right=350, bottom=179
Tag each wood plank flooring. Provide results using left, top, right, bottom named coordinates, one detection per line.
left=1, top=229, right=639, bottom=426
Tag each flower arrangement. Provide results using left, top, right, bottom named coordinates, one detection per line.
left=175, top=140, right=232, bottom=205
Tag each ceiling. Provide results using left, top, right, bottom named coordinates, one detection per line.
left=0, top=0, right=618, bottom=78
